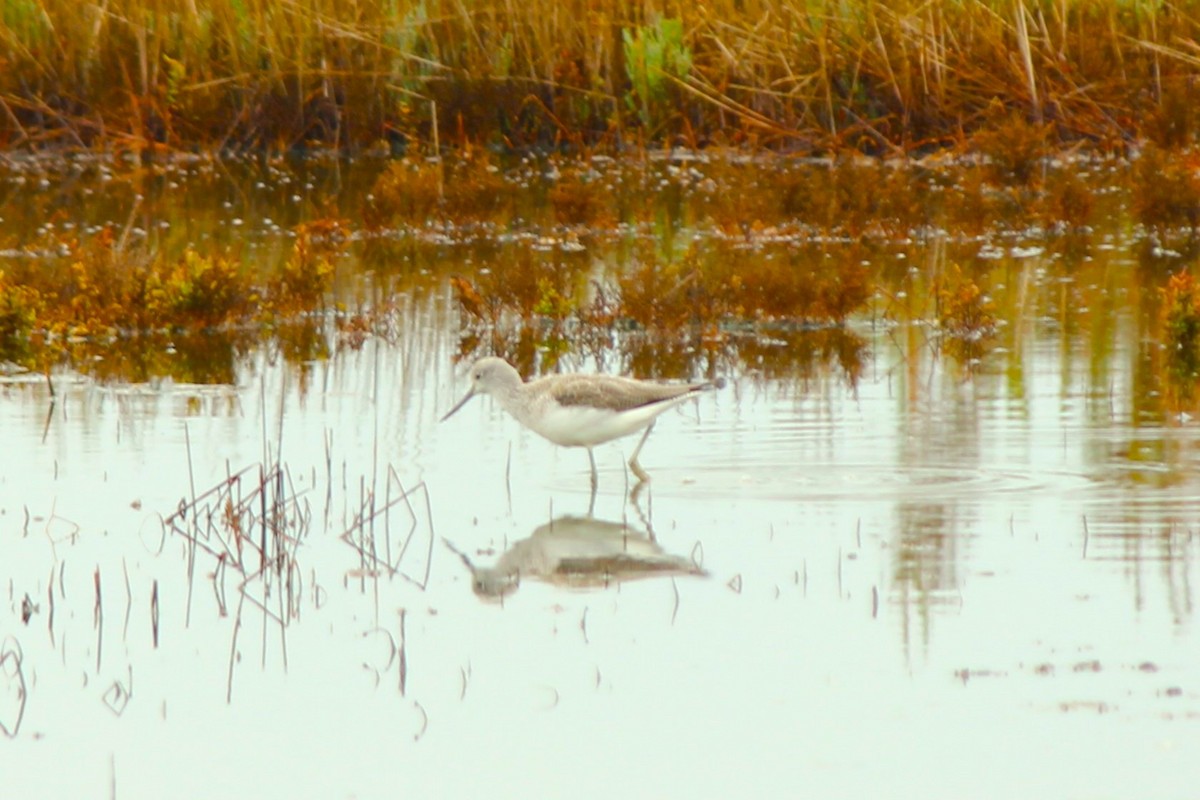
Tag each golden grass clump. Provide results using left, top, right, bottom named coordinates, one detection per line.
left=1131, top=145, right=1200, bottom=233
left=1041, top=169, right=1095, bottom=231
left=613, top=243, right=872, bottom=331
left=698, top=160, right=930, bottom=238
left=364, top=160, right=446, bottom=226
left=549, top=169, right=616, bottom=227
left=713, top=249, right=871, bottom=323
left=363, top=155, right=511, bottom=227
left=970, top=107, right=1054, bottom=186
left=451, top=251, right=586, bottom=327
left=615, top=254, right=697, bottom=331
left=936, top=264, right=998, bottom=341
left=266, top=218, right=343, bottom=315
left=146, top=249, right=253, bottom=329
left=934, top=263, right=999, bottom=367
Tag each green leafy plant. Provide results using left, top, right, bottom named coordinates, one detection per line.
left=622, top=17, right=692, bottom=130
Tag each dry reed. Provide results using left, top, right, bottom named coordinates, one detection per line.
left=3, top=1, right=1199, bottom=153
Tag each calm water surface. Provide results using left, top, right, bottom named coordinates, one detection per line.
left=1, top=155, right=1198, bottom=798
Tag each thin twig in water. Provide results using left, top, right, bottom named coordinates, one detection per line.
left=226, top=590, right=246, bottom=704
left=323, top=429, right=334, bottom=530
left=183, top=424, right=197, bottom=628
left=670, top=577, right=680, bottom=625
left=47, top=565, right=55, bottom=648
left=93, top=568, right=103, bottom=673
left=398, top=609, right=408, bottom=696
left=412, top=700, right=428, bottom=742
left=121, top=559, right=133, bottom=642
left=837, top=546, right=843, bottom=598
left=151, top=580, right=160, bottom=648
left=0, top=641, right=27, bottom=738
left=216, top=553, right=234, bottom=615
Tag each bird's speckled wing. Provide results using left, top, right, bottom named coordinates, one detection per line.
left=546, top=374, right=709, bottom=412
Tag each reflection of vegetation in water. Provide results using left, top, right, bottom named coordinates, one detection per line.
left=81, top=331, right=251, bottom=386
left=1160, top=270, right=1200, bottom=385
left=731, top=328, right=867, bottom=388
left=935, top=263, right=998, bottom=370
left=891, top=501, right=964, bottom=658
left=1131, top=145, right=1200, bottom=235
left=0, top=270, right=39, bottom=367
left=5, top=152, right=1200, bottom=400
left=0, top=214, right=341, bottom=381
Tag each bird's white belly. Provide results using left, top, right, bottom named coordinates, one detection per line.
left=525, top=401, right=662, bottom=447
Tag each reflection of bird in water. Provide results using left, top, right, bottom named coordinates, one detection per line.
left=440, top=357, right=722, bottom=487
left=445, top=515, right=706, bottom=600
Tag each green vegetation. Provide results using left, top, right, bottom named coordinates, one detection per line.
left=623, top=17, right=692, bottom=133
left=4, top=1, right=1200, bottom=153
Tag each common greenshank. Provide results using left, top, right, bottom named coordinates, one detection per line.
left=440, top=357, right=720, bottom=486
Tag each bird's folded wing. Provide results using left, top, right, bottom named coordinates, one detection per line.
left=550, top=375, right=698, bottom=412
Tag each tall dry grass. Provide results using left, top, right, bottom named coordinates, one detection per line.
left=2, top=0, right=1199, bottom=152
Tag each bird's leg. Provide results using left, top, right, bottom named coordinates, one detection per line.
left=588, top=448, right=598, bottom=491
left=628, top=422, right=654, bottom=483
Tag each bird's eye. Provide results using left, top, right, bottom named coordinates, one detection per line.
left=474, top=372, right=482, bottom=380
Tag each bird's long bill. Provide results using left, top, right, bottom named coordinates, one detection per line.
left=439, top=387, right=476, bottom=422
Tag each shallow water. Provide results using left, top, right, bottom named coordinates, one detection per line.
left=2, top=154, right=1199, bottom=798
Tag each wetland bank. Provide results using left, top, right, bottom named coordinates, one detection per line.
left=4, top=1, right=1200, bottom=798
